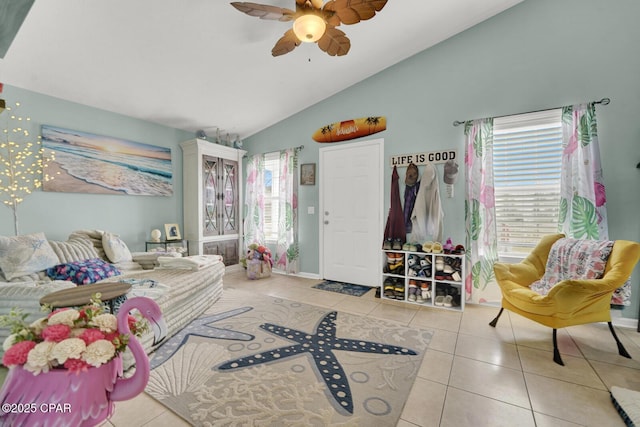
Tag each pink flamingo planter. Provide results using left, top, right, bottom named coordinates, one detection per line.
left=0, top=297, right=166, bottom=427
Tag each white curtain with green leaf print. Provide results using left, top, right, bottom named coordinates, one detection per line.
left=464, top=119, right=500, bottom=304
left=559, top=103, right=609, bottom=240
left=243, top=154, right=265, bottom=252
left=559, top=104, right=628, bottom=305
left=274, top=149, right=299, bottom=274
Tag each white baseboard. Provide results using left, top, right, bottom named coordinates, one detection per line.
left=612, top=318, right=638, bottom=329
left=225, top=264, right=243, bottom=273
left=611, top=310, right=638, bottom=329
left=272, top=269, right=321, bottom=280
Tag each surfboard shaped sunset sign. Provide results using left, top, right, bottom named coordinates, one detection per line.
left=312, top=116, right=387, bottom=143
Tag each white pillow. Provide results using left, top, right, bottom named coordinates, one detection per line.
left=102, top=232, right=133, bottom=263
left=0, top=232, right=60, bottom=280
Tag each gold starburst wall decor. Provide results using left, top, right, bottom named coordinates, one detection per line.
left=0, top=101, right=57, bottom=235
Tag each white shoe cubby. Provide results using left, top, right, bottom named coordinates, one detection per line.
left=382, top=250, right=465, bottom=312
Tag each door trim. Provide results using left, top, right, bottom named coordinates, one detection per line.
left=318, top=138, right=384, bottom=284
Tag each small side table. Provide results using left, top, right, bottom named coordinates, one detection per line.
left=40, top=282, right=131, bottom=313
left=145, top=239, right=189, bottom=256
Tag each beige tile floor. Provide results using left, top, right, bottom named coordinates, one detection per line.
left=101, top=268, right=640, bottom=426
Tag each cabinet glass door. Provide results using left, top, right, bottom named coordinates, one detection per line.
left=221, top=159, right=238, bottom=234
left=203, top=156, right=219, bottom=236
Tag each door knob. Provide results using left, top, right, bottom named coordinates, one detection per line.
left=324, top=220, right=329, bottom=225
left=325, top=211, right=329, bottom=215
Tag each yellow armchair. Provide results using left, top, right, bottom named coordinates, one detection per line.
left=490, top=233, right=640, bottom=365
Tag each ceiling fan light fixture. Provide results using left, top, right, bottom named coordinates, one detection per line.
left=293, top=14, right=326, bottom=43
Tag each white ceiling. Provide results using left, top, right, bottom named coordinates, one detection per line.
left=0, top=0, right=523, bottom=139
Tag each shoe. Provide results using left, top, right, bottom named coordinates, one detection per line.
left=394, top=284, right=405, bottom=300
left=432, top=242, right=443, bottom=254
left=435, top=256, right=445, bottom=272
left=435, top=295, right=445, bottom=306
left=392, top=238, right=403, bottom=250
left=408, top=283, right=417, bottom=302
left=383, top=238, right=393, bottom=250
left=402, top=242, right=412, bottom=251
left=453, top=244, right=466, bottom=254
left=407, top=254, right=419, bottom=268
left=443, top=237, right=454, bottom=253
left=421, top=284, right=431, bottom=301
left=443, top=295, right=453, bottom=307
left=383, top=278, right=395, bottom=299
left=422, top=241, right=433, bottom=253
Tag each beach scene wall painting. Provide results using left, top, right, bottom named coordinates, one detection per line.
left=41, top=125, right=173, bottom=196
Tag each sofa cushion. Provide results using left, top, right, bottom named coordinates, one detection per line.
left=68, top=230, right=107, bottom=260
left=102, top=232, right=133, bottom=263
left=49, top=237, right=100, bottom=264
left=45, top=258, right=122, bottom=285
left=530, top=238, right=613, bottom=295
left=0, top=233, right=60, bottom=281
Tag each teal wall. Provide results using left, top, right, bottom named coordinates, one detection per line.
left=0, top=85, right=194, bottom=250
left=243, top=0, right=640, bottom=317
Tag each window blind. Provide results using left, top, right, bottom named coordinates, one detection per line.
left=493, top=109, right=562, bottom=256
left=263, top=152, right=280, bottom=241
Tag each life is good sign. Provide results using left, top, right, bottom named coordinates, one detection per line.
left=390, top=150, right=457, bottom=167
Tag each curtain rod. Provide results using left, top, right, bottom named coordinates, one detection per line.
left=452, top=98, right=611, bottom=127
left=243, top=145, right=304, bottom=157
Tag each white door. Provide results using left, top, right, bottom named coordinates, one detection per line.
left=319, top=139, right=384, bottom=286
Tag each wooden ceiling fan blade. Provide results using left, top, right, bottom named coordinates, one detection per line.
left=272, top=29, right=301, bottom=56
left=297, top=0, right=323, bottom=8
left=317, top=27, right=350, bottom=56
left=324, top=14, right=341, bottom=27
left=324, top=0, right=387, bottom=24
left=329, top=0, right=387, bottom=12
left=231, top=2, right=295, bottom=21
left=335, top=8, right=360, bottom=24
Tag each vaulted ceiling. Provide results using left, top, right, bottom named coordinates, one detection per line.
left=0, top=0, right=523, bottom=138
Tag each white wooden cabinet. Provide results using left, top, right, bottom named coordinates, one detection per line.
left=181, top=139, right=246, bottom=265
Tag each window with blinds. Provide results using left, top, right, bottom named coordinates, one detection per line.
left=263, top=152, right=280, bottom=242
left=493, top=109, right=562, bottom=257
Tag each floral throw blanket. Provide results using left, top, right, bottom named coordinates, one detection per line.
left=530, top=238, right=615, bottom=296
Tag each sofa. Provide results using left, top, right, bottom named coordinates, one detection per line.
left=0, top=230, right=225, bottom=361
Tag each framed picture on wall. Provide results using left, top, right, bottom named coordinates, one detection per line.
left=301, top=163, right=316, bottom=185
left=164, top=223, right=181, bottom=240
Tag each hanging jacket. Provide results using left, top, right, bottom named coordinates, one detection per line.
left=404, top=181, right=420, bottom=233
left=410, top=163, right=443, bottom=243
left=383, top=166, right=406, bottom=244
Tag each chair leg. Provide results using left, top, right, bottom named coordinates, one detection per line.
left=552, top=329, right=564, bottom=366
left=489, top=308, right=504, bottom=327
left=608, top=322, right=632, bottom=359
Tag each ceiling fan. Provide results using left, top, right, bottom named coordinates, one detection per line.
left=231, top=0, right=388, bottom=57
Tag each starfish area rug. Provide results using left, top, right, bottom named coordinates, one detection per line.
left=145, top=288, right=433, bottom=426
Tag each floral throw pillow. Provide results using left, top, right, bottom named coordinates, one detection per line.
left=529, top=238, right=613, bottom=296
left=102, top=232, right=133, bottom=263
left=0, top=232, right=60, bottom=280
left=46, top=258, right=121, bottom=285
